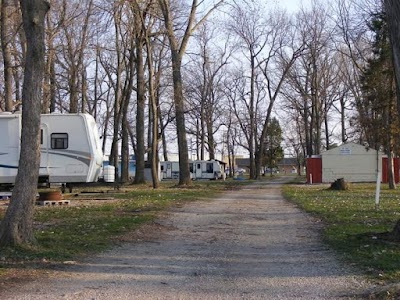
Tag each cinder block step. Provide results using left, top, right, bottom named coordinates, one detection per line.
left=36, top=200, right=70, bottom=206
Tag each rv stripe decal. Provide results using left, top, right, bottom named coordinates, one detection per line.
left=41, top=150, right=91, bottom=167
left=0, top=164, right=18, bottom=169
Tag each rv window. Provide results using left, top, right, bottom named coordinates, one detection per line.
left=206, top=163, right=213, bottom=173
left=197, top=163, right=201, bottom=169
left=40, top=129, right=43, bottom=144
left=51, top=133, right=68, bottom=149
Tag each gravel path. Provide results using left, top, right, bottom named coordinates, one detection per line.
left=1, top=178, right=372, bottom=299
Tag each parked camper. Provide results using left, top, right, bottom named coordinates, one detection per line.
left=192, top=160, right=223, bottom=180
left=0, top=112, right=103, bottom=186
left=160, top=161, right=180, bottom=180
left=160, top=160, right=224, bottom=180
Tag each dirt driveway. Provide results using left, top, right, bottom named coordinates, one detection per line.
left=1, top=178, right=372, bottom=299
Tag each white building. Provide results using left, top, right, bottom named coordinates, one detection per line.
left=321, top=142, right=382, bottom=183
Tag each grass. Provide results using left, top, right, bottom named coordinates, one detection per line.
left=0, top=180, right=230, bottom=264
left=282, top=182, right=400, bottom=283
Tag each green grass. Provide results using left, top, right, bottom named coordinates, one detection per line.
left=282, top=183, right=400, bottom=282
left=0, top=181, right=229, bottom=263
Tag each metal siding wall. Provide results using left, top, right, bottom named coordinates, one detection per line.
left=306, top=158, right=322, bottom=184
left=321, top=143, right=380, bottom=183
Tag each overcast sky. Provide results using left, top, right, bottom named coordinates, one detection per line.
left=276, top=0, right=312, bottom=12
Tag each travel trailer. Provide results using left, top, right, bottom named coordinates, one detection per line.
left=192, top=160, right=224, bottom=180
left=160, top=161, right=180, bottom=180
left=160, top=160, right=224, bottom=180
left=0, top=112, right=103, bottom=186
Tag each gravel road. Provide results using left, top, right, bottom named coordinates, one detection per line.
left=1, top=178, right=373, bottom=299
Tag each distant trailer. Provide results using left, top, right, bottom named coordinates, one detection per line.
left=160, top=161, right=180, bottom=180
left=160, top=160, right=224, bottom=180
left=192, top=160, right=224, bottom=180
left=0, top=112, right=103, bottom=186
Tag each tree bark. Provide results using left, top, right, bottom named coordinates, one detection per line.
left=1, top=0, right=15, bottom=112
left=0, top=0, right=49, bottom=247
left=391, top=219, right=400, bottom=241
left=133, top=17, right=146, bottom=184
left=384, top=0, right=400, bottom=116
left=158, top=0, right=191, bottom=185
left=145, top=36, right=160, bottom=188
left=170, top=49, right=191, bottom=185
left=109, top=6, right=123, bottom=174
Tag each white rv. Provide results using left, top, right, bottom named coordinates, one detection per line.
left=160, top=161, right=180, bottom=180
left=192, top=160, right=224, bottom=180
left=160, top=160, right=224, bottom=180
left=0, top=112, right=103, bottom=185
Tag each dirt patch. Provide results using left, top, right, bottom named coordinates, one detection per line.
left=113, top=218, right=176, bottom=243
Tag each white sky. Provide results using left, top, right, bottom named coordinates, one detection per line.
left=276, top=0, right=312, bottom=12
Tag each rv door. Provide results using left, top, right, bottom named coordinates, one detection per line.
left=40, top=124, right=49, bottom=177
left=166, top=162, right=172, bottom=178
left=195, top=162, right=202, bottom=178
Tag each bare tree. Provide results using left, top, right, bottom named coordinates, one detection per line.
left=281, top=2, right=339, bottom=157
left=107, top=2, right=125, bottom=177
left=42, top=0, right=63, bottom=113
left=185, top=23, right=231, bottom=160
left=131, top=1, right=146, bottom=184
left=226, top=2, right=268, bottom=179
left=0, top=0, right=49, bottom=247
left=157, top=0, right=223, bottom=185
left=56, top=0, right=93, bottom=113
left=136, top=0, right=162, bottom=188
left=254, top=10, right=303, bottom=179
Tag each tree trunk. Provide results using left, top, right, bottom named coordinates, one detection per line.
left=120, top=36, right=136, bottom=184
left=158, top=0, right=211, bottom=185
left=391, top=219, right=400, bottom=241
left=384, top=0, right=400, bottom=116
left=81, top=69, right=87, bottom=113
left=340, top=96, right=347, bottom=143
left=134, top=27, right=146, bottom=184
left=207, top=120, right=215, bottom=160
left=68, top=67, right=78, bottom=113
left=120, top=123, right=129, bottom=183
left=160, top=112, right=168, bottom=162
left=144, top=36, right=160, bottom=188
left=109, top=9, right=123, bottom=173
left=158, top=0, right=222, bottom=183
left=171, top=50, right=191, bottom=185
left=387, top=153, right=396, bottom=190
left=0, top=0, right=49, bottom=247
left=249, top=54, right=256, bottom=179
left=1, top=0, right=15, bottom=112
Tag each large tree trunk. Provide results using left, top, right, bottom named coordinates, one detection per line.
left=120, top=38, right=136, bottom=184
left=145, top=38, right=160, bottom=188
left=170, top=50, right=191, bottom=185
left=385, top=0, right=400, bottom=116
left=134, top=26, right=146, bottom=184
left=158, top=0, right=191, bottom=185
left=0, top=0, right=49, bottom=247
left=384, top=0, right=400, bottom=236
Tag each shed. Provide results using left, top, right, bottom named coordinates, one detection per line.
left=321, top=142, right=382, bottom=183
